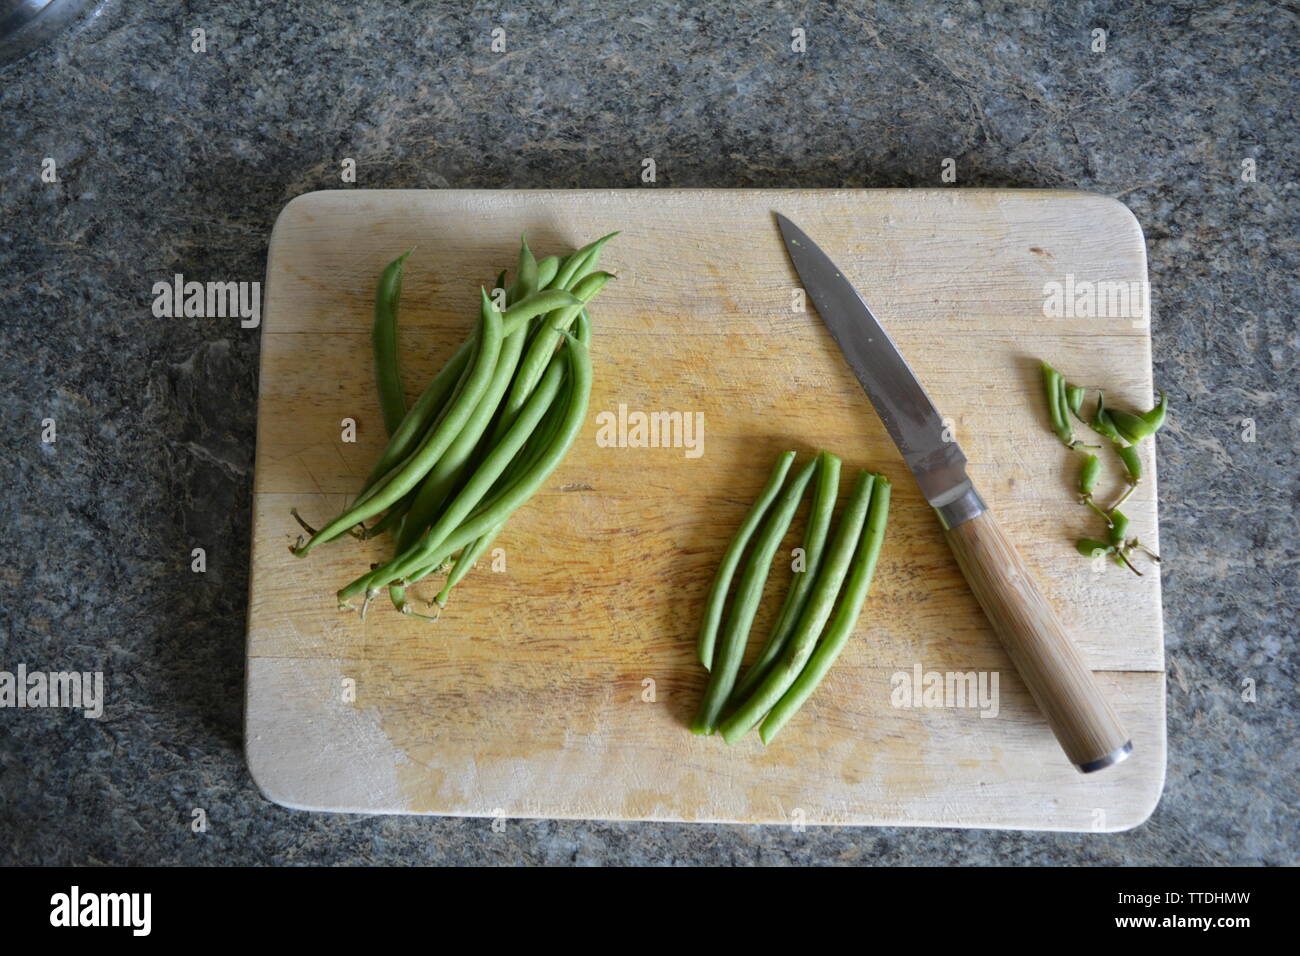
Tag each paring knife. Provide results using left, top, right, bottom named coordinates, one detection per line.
left=776, top=213, right=1132, bottom=774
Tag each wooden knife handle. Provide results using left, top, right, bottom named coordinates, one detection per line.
left=944, top=507, right=1131, bottom=772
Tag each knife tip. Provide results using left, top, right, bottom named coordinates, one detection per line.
left=774, top=212, right=802, bottom=249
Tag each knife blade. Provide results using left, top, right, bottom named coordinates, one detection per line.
left=776, top=214, right=981, bottom=520
left=776, top=212, right=1131, bottom=773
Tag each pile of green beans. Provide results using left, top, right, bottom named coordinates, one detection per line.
left=291, top=234, right=617, bottom=618
left=1040, top=361, right=1165, bottom=575
left=692, top=449, right=891, bottom=744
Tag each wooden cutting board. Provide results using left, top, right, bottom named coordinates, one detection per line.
left=246, top=189, right=1165, bottom=830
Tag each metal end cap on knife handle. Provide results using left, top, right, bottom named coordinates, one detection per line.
left=1077, top=740, right=1133, bottom=774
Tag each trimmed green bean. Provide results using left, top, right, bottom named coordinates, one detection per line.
left=373, top=251, right=413, bottom=436
left=731, top=450, right=841, bottom=704
left=692, top=454, right=818, bottom=734
left=696, top=451, right=797, bottom=670
left=758, top=476, right=891, bottom=744
left=716, top=470, right=876, bottom=742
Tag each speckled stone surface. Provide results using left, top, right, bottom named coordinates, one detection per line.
left=1, top=0, right=1295, bottom=865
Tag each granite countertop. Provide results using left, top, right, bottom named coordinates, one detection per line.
left=1, top=0, right=1294, bottom=865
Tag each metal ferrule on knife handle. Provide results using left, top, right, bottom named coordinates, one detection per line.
left=932, top=481, right=987, bottom=530
left=777, top=212, right=1133, bottom=773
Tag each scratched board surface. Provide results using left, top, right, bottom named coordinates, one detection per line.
left=245, top=189, right=1165, bottom=830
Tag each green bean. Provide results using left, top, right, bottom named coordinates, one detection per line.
left=361, top=337, right=471, bottom=494
left=355, top=352, right=566, bottom=599
left=408, top=359, right=579, bottom=596
left=371, top=388, right=583, bottom=602
left=758, top=475, right=891, bottom=744
left=439, top=312, right=591, bottom=605
left=293, top=290, right=504, bottom=555
left=551, top=232, right=618, bottom=292
left=401, top=381, right=568, bottom=596
left=396, top=321, right=528, bottom=553
left=384, top=329, right=527, bottom=608
left=715, top=470, right=875, bottom=742
left=505, top=237, right=538, bottom=303
left=433, top=525, right=501, bottom=607
left=356, top=288, right=581, bottom=496
left=568, top=309, right=593, bottom=351
left=565, top=242, right=615, bottom=290
left=549, top=250, right=577, bottom=288
left=692, top=454, right=818, bottom=734
left=373, top=251, right=413, bottom=436
left=536, top=255, right=559, bottom=290
left=492, top=271, right=612, bottom=443
left=498, top=289, right=587, bottom=333
left=352, top=331, right=482, bottom=516
left=396, top=240, right=546, bottom=554
left=730, top=450, right=841, bottom=704
left=363, top=491, right=414, bottom=539
left=340, top=330, right=591, bottom=601
left=696, top=451, right=797, bottom=670
left=481, top=310, right=589, bottom=505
